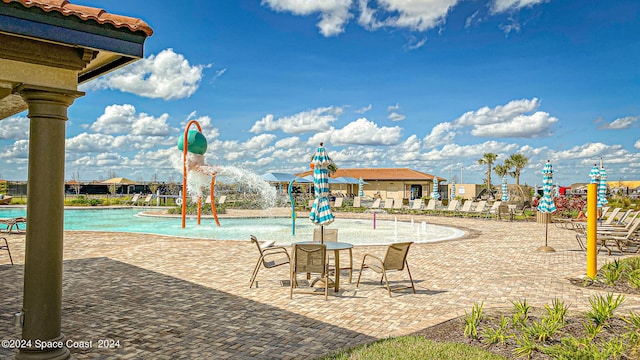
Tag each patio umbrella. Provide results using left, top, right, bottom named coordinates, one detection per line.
left=451, top=182, right=456, bottom=199
left=598, top=166, right=608, bottom=208
left=589, top=164, right=600, bottom=185
left=501, top=175, right=509, bottom=202
left=309, top=143, right=335, bottom=242
left=431, top=178, right=440, bottom=200
left=537, top=160, right=557, bottom=252
left=358, top=177, right=364, bottom=197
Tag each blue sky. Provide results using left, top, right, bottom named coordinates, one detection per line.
left=1, top=0, right=639, bottom=186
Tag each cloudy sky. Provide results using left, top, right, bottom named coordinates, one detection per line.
left=1, top=0, right=639, bottom=186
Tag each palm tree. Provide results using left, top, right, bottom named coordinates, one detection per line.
left=494, top=164, right=508, bottom=178
left=505, top=153, right=529, bottom=186
left=478, top=153, right=498, bottom=197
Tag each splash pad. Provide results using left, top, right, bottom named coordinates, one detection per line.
left=177, top=121, right=278, bottom=230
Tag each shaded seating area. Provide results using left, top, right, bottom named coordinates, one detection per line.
left=249, top=235, right=290, bottom=288
left=356, top=242, right=416, bottom=297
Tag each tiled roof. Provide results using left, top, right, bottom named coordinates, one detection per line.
left=297, top=168, right=443, bottom=181
left=4, top=0, right=153, bottom=36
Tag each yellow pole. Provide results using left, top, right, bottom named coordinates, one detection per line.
left=586, top=183, right=597, bottom=278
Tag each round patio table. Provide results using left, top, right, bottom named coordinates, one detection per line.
left=293, top=241, right=353, bottom=292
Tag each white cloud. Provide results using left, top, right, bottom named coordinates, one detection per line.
left=261, top=0, right=353, bottom=36
left=90, top=104, right=174, bottom=136
left=554, top=142, right=609, bottom=161
left=355, top=104, right=372, bottom=114
left=635, top=140, right=640, bottom=149
left=491, top=0, right=549, bottom=14
left=0, top=116, right=29, bottom=140
left=250, top=106, right=343, bottom=134
left=388, top=112, right=406, bottom=122
left=330, top=118, right=402, bottom=145
left=274, top=136, right=302, bottom=148
left=387, top=103, right=400, bottom=111
left=86, top=49, right=209, bottom=100
left=0, top=139, right=29, bottom=159
left=422, top=122, right=457, bottom=148
left=454, top=98, right=557, bottom=138
left=358, top=0, right=459, bottom=32
left=597, top=116, right=639, bottom=130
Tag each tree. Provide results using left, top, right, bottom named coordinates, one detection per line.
left=504, top=153, right=529, bottom=186
left=478, top=153, right=498, bottom=197
left=494, top=164, right=508, bottom=178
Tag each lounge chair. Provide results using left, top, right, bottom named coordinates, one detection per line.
left=333, top=197, right=343, bottom=208
left=290, top=243, right=329, bottom=300
left=352, top=197, right=361, bottom=208
left=601, top=208, right=621, bottom=225
left=140, top=194, right=154, bottom=206
left=307, top=199, right=314, bottom=209
left=369, top=198, right=381, bottom=209
left=392, top=198, right=404, bottom=211
left=383, top=198, right=394, bottom=210
left=1, top=237, right=13, bottom=265
left=313, top=228, right=352, bottom=283
left=456, top=200, right=474, bottom=217
left=483, top=201, right=501, bottom=219
left=467, top=200, right=487, bottom=217
left=581, top=218, right=640, bottom=255
left=249, top=235, right=290, bottom=288
left=218, top=195, right=227, bottom=205
left=423, top=199, right=437, bottom=213
left=440, top=199, right=459, bottom=216
left=410, top=199, right=423, bottom=211
left=356, top=242, right=416, bottom=297
left=1, top=217, right=26, bottom=234
left=126, top=193, right=141, bottom=205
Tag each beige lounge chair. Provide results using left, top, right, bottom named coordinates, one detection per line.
left=218, top=195, right=227, bottom=205
left=369, top=198, right=381, bottom=209
left=440, top=199, right=459, bottom=216
left=126, top=193, right=141, bottom=205
left=576, top=218, right=640, bottom=255
left=352, top=197, right=362, bottom=208
left=411, top=199, right=423, bottom=211
left=1, top=237, right=13, bottom=265
left=483, top=201, right=501, bottom=219
left=290, top=243, right=329, bottom=300
left=1, top=217, right=26, bottom=234
left=601, top=208, right=621, bottom=225
left=249, top=235, right=290, bottom=288
left=424, top=199, right=437, bottom=213
left=334, top=197, right=343, bottom=208
left=356, top=242, right=416, bottom=297
left=392, top=198, right=404, bottom=210
left=383, top=198, right=394, bottom=210
left=467, top=200, right=487, bottom=217
left=456, top=200, right=474, bottom=216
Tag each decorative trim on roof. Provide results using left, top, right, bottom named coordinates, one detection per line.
left=4, top=0, right=153, bottom=36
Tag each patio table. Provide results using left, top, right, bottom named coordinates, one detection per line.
left=293, top=241, right=353, bottom=292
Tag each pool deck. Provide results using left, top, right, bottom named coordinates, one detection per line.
left=1, top=208, right=639, bottom=359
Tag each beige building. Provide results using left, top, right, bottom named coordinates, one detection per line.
left=298, top=168, right=443, bottom=201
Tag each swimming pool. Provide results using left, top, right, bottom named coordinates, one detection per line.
left=0, top=208, right=465, bottom=245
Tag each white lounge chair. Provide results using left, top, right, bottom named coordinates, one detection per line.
left=334, top=197, right=343, bottom=208
left=440, top=199, right=459, bottom=216
left=370, top=198, right=381, bottom=209
left=353, top=197, right=362, bottom=208
left=411, top=199, right=423, bottom=211
left=383, top=198, right=394, bottom=209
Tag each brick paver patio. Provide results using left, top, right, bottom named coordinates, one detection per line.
left=1, top=208, right=639, bottom=359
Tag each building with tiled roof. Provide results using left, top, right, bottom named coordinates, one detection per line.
left=297, top=167, right=445, bottom=201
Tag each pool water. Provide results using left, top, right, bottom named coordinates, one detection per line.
left=0, top=208, right=464, bottom=245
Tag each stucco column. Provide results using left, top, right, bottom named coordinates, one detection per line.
left=14, top=85, right=83, bottom=360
